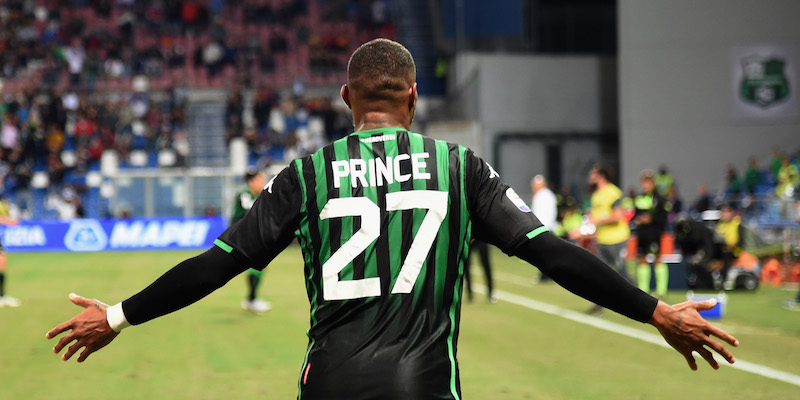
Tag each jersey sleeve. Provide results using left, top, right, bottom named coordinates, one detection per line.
left=464, top=150, right=546, bottom=254
left=216, top=165, right=302, bottom=269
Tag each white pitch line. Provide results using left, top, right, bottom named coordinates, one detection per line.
left=472, top=285, right=800, bottom=388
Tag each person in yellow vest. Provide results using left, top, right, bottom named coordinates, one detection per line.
left=632, top=170, right=669, bottom=299
left=0, top=186, right=20, bottom=308
left=587, top=165, right=633, bottom=314
left=776, top=155, right=799, bottom=198
left=715, top=202, right=742, bottom=290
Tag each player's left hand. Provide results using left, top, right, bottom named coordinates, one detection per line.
left=46, top=293, right=119, bottom=363
left=649, top=300, right=738, bottom=370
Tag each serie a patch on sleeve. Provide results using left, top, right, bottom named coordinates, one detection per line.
left=506, top=188, right=532, bottom=213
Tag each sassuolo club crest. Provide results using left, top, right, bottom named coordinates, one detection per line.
left=739, top=55, right=790, bottom=108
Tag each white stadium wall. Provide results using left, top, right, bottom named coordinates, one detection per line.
left=449, top=53, right=617, bottom=198
left=619, top=0, right=800, bottom=199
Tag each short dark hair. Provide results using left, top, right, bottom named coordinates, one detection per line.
left=593, top=164, right=612, bottom=181
left=346, top=39, right=416, bottom=102
left=244, top=166, right=260, bottom=182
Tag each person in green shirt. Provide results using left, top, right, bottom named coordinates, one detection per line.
left=769, top=149, right=783, bottom=183
left=633, top=170, right=669, bottom=298
left=232, top=167, right=271, bottom=315
left=743, top=156, right=761, bottom=194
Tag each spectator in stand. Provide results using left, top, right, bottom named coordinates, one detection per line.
left=693, top=183, right=712, bottom=215
left=665, top=184, right=683, bottom=229
left=1, top=108, right=20, bottom=158
left=770, top=149, right=783, bottom=183
left=252, top=85, right=278, bottom=133
left=225, top=88, right=244, bottom=144
left=201, top=39, right=225, bottom=77
left=776, top=155, right=799, bottom=198
left=725, top=165, right=742, bottom=208
left=64, top=39, right=86, bottom=88
left=743, top=156, right=762, bottom=194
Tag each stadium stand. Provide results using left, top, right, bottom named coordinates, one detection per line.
left=0, top=0, right=394, bottom=220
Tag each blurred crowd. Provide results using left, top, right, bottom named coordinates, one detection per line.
left=0, top=0, right=395, bottom=219
left=0, top=0, right=395, bottom=91
left=0, top=85, right=188, bottom=218
left=225, top=84, right=353, bottom=166
left=546, top=149, right=800, bottom=239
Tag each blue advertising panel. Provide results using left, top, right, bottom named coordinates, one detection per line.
left=0, top=217, right=228, bottom=252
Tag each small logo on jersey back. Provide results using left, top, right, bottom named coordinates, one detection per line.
left=264, top=175, right=277, bottom=193
left=506, top=188, right=531, bottom=212
left=486, top=162, right=499, bottom=179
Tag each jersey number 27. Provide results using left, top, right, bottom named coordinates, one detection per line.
left=319, top=190, right=448, bottom=301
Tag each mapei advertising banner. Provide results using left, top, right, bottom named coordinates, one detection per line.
left=0, top=217, right=227, bottom=252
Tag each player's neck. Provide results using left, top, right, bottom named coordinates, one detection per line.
left=352, top=111, right=411, bottom=132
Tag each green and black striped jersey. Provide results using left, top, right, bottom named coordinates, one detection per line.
left=216, top=128, right=545, bottom=400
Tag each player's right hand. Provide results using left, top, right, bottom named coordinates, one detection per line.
left=46, top=293, right=119, bottom=363
left=649, top=300, right=738, bottom=370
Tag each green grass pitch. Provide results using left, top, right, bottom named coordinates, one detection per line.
left=1, top=246, right=799, bottom=399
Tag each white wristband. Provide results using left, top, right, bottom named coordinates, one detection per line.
left=106, top=303, right=131, bottom=332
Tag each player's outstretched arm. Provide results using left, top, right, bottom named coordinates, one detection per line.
left=514, top=232, right=737, bottom=370
left=648, top=299, right=738, bottom=370
left=46, top=293, right=119, bottom=362
left=46, top=246, right=249, bottom=362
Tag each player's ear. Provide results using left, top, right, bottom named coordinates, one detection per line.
left=408, top=83, right=417, bottom=111
left=340, top=84, right=351, bottom=109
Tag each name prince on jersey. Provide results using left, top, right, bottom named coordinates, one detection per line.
left=332, top=152, right=431, bottom=189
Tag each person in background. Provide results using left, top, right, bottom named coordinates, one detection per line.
left=531, top=174, right=557, bottom=232
left=555, top=203, right=583, bottom=241
left=776, top=155, right=799, bottom=198
left=725, top=165, right=742, bottom=209
left=715, top=202, right=742, bottom=290
left=232, top=167, right=271, bottom=315
left=693, top=183, right=712, bottom=215
left=743, top=156, right=762, bottom=195
left=633, top=170, right=669, bottom=299
left=531, top=174, right=557, bottom=282
left=587, top=165, right=633, bottom=315
left=786, top=203, right=800, bottom=311
left=769, top=149, right=783, bottom=184
left=665, top=184, right=683, bottom=229
left=0, top=180, right=19, bottom=307
left=655, top=165, right=673, bottom=197
left=463, top=240, right=495, bottom=303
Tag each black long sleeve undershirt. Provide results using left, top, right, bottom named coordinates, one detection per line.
left=512, top=232, right=659, bottom=323
left=121, top=246, right=248, bottom=325
left=120, top=232, right=658, bottom=326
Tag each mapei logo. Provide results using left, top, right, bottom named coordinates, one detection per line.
left=109, top=219, right=211, bottom=248
left=64, top=220, right=109, bottom=252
